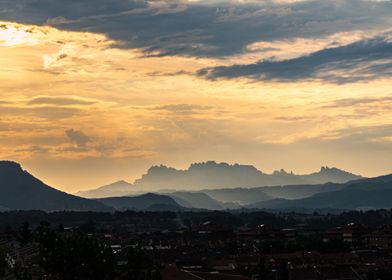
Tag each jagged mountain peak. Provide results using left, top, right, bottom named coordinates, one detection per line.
left=273, top=169, right=294, bottom=176
left=80, top=161, right=362, bottom=197
left=318, top=166, right=355, bottom=175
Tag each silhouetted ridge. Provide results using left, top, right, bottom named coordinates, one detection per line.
left=317, top=166, right=357, bottom=176
left=0, top=161, right=23, bottom=172
left=167, top=191, right=224, bottom=210
left=80, top=161, right=362, bottom=197
left=96, top=193, right=183, bottom=211
left=247, top=172, right=392, bottom=210
left=0, top=160, right=112, bottom=212
left=188, top=161, right=261, bottom=173
left=76, top=180, right=133, bottom=198
left=132, top=161, right=362, bottom=191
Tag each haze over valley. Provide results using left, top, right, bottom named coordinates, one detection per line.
left=2, top=160, right=391, bottom=213
left=77, top=161, right=361, bottom=198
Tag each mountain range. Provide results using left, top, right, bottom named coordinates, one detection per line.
left=2, top=160, right=392, bottom=213
left=248, top=174, right=392, bottom=211
left=77, top=161, right=361, bottom=198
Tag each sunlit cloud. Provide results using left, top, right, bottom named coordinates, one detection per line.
left=1, top=1, right=392, bottom=191
left=0, top=23, right=38, bottom=46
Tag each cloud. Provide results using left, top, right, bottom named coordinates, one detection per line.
left=317, top=124, right=392, bottom=146
left=198, top=36, right=392, bottom=83
left=154, top=104, right=213, bottom=113
left=65, top=129, right=92, bottom=147
left=323, top=96, right=392, bottom=108
left=15, top=145, right=51, bottom=154
left=28, top=96, right=96, bottom=106
left=3, top=0, right=392, bottom=83
left=2, top=0, right=392, bottom=58
left=0, top=105, right=81, bottom=119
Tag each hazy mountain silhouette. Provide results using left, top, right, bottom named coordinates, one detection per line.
left=167, top=191, right=224, bottom=210
left=79, top=161, right=361, bottom=197
left=160, top=183, right=344, bottom=208
left=201, top=188, right=272, bottom=205
left=259, top=183, right=345, bottom=200
left=247, top=174, right=392, bottom=210
left=0, top=161, right=112, bottom=212
left=135, top=163, right=361, bottom=190
left=96, top=193, right=183, bottom=211
left=143, top=203, right=184, bottom=212
left=3, top=159, right=391, bottom=212
left=77, top=180, right=134, bottom=198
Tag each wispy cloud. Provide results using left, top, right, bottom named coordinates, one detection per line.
left=28, top=96, right=96, bottom=106
left=65, top=129, right=92, bottom=147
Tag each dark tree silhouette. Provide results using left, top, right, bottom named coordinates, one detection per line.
left=37, top=222, right=116, bottom=280
left=0, top=246, right=6, bottom=277
left=125, top=246, right=161, bottom=280
left=18, top=221, right=33, bottom=245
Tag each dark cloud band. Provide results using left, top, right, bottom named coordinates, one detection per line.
left=1, top=0, right=392, bottom=58
left=198, top=36, right=392, bottom=83
left=2, top=0, right=392, bottom=82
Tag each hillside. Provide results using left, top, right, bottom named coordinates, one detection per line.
left=203, top=188, right=272, bottom=205
left=167, top=191, right=224, bottom=210
left=96, top=193, right=183, bottom=211
left=0, top=161, right=112, bottom=212
left=247, top=174, right=392, bottom=210
left=259, top=183, right=345, bottom=200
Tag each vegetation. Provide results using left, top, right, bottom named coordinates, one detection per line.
left=18, top=222, right=33, bottom=245
left=259, top=236, right=350, bottom=254
left=2, top=209, right=392, bottom=232
left=2, top=209, right=392, bottom=279
left=0, top=246, right=6, bottom=277
left=36, top=222, right=116, bottom=280
left=3, top=221, right=162, bottom=280
left=124, top=246, right=161, bottom=280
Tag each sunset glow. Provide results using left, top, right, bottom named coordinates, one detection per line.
left=1, top=0, right=392, bottom=192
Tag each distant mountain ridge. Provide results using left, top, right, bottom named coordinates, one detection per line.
left=77, top=180, right=134, bottom=198
left=202, top=188, right=272, bottom=205
left=2, top=160, right=392, bottom=213
left=96, top=193, right=183, bottom=211
left=167, top=191, right=224, bottom=210
left=78, top=161, right=362, bottom=198
left=247, top=174, right=392, bottom=211
left=0, top=161, right=112, bottom=212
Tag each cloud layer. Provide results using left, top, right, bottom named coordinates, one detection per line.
left=1, top=1, right=392, bottom=191
left=2, top=0, right=392, bottom=82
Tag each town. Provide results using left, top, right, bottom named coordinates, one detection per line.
left=1, top=210, right=392, bottom=279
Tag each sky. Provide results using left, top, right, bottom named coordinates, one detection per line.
left=1, top=0, right=392, bottom=192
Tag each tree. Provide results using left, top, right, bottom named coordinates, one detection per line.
left=0, top=246, right=6, bottom=277
left=79, top=221, right=96, bottom=234
left=37, top=223, right=116, bottom=280
left=257, top=256, right=269, bottom=280
left=125, top=246, right=161, bottom=280
left=14, top=263, right=33, bottom=280
left=18, top=222, right=32, bottom=245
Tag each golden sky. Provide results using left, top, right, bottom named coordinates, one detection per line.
left=1, top=0, right=392, bottom=192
